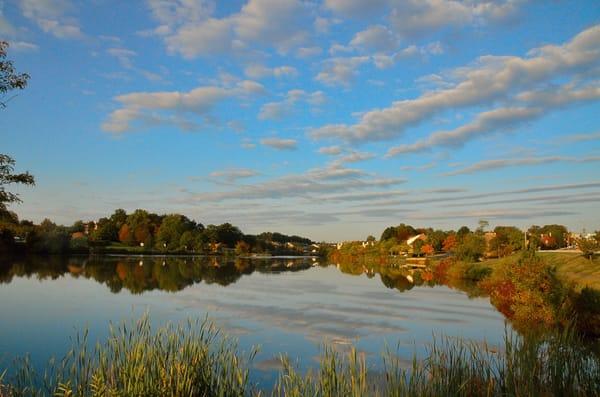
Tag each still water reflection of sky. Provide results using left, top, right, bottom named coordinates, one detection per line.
left=0, top=256, right=509, bottom=388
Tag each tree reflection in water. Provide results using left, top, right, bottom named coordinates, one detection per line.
left=0, top=256, right=318, bottom=294
left=0, top=255, right=453, bottom=296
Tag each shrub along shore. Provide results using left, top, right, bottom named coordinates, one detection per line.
left=1, top=314, right=599, bottom=397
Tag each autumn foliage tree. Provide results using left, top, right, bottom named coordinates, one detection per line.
left=442, top=234, right=457, bottom=252
left=479, top=251, right=567, bottom=329
left=118, top=224, right=133, bottom=245
left=421, top=243, right=434, bottom=256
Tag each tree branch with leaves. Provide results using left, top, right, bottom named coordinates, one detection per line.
left=1, top=41, right=30, bottom=108
left=1, top=41, right=34, bottom=211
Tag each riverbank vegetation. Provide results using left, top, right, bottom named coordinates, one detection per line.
left=329, top=220, right=600, bottom=338
left=0, top=209, right=321, bottom=257
left=1, top=315, right=599, bottom=397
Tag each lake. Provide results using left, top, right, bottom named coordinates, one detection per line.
left=0, top=255, right=510, bottom=389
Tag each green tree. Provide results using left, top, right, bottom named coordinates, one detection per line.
left=1, top=42, right=33, bottom=215
left=457, top=226, right=470, bottom=239
left=380, top=223, right=416, bottom=243
left=477, top=219, right=489, bottom=234
left=454, top=233, right=486, bottom=262
left=576, top=238, right=599, bottom=260
left=179, top=230, right=203, bottom=252
left=91, top=218, right=118, bottom=242
left=426, top=229, right=447, bottom=252
left=155, top=214, right=194, bottom=250
left=110, top=209, right=128, bottom=229
left=490, top=226, right=524, bottom=257
left=126, top=209, right=154, bottom=246
left=0, top=154, right=35, bottom=212
left=70, top=220, right=85, bottom=233
left=527, top=225, right=541, bottom=249
left=1, top=41, right=30, bottom=108
left=539, top=224, right=569, bottom=249
left=208, top=223, right=244, bottom=248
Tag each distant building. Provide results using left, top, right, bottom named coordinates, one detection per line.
left=540, top=233, right=556, bottom=248
left=406, top=234, right=427, bottom=256
left=71, top=231, right=86, bottom=240
left=406, top=234, right=427, bottom=247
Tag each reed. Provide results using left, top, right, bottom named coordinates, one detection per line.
left=2, top=315, right=256, bottom=397
left=272, top=328, right=600, bottom=397
left=2, top=318, right=599, bottom=396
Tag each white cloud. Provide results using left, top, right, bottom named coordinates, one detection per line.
left=324, top=0, right=389, bottom=18
left=147, top=0, right=312, bottom=58
left=325, top=0, right=524, bottom=38
left=562, top=131, right=600, bottom=143
left=296, top=46, right=322, bottom=58
left=0, top=1, right=15, bottom=36
left=385, top=83, right=600, bottom=156
left=386, top=107, right=541, bottom=156
left=106, top=47, right=168, bottom=82
left=244, top=64, right=298, bottom=79
left=107, top=47, right=137, bottom=69
left=350, top=25, right=397, bottom=53
left=241, top=138, right=256, bottom=149
left=330, top=151, right=375, bottom=167
left=102, top=80, right=264, bottom=133
left=258, top=89, right=326, bottom=120
left=20, top=0, right=83, bottom=39
left=9, top=41, right=39, bottom=51
left=210, top=168, right=259, bottom=182
left=184, top=164, right=404, bottom=202
left=312, top=25, right=600, bottom=143
left=328, top=43, right=353, bottom=55
left=443, top=155, right=600, bottom=176
left=316, top=56, right=370, bottom=86
left=317, top=41, right=443, bottom=87
left=318, top=146, right=342, bottom=155
left=260, top=137, right=298, bottom=150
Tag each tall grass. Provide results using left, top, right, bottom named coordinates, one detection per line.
left=1, top=315, right=256, bottom=397
left=272, top=328, right=600, bottom=397
left=1, top=318, right=599, bottom=396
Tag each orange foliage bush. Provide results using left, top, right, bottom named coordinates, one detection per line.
left=442, top=234, right=457, bottom=252
left=421, top=271, right=434, bottom=282
left=433, top=258, right=454, bottom=284
left=422, top=244, right=434, bottom=256
left=118, top=224, right=131, bottom=243
left=478, top=251, right=566, bottom=329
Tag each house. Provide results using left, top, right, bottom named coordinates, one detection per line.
left=406, top=234, right=427, bottom=247
left=71, top=231, right=86, bottom=240
left=540, top=233, right=556, bottom=248
left=406, top=234, right=427, bottom=255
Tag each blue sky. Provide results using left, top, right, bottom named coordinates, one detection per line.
left=1, top=0, right=599, bottom=241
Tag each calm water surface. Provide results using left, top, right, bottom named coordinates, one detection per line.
left=0, top=255, right=509, bottom=388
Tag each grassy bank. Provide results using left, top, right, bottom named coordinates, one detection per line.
left=478, top=252, right=600, bottom=291
left=1, top=316, right=599, bottom=396
left=436, top=250, right=600, bottom=337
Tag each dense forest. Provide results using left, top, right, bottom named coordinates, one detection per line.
left=0, top=208, right=317, bottom=256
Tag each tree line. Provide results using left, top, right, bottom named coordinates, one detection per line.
left=0, top=208, right=316, bottom=255
left=374, top=221, right=599, bottom=261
